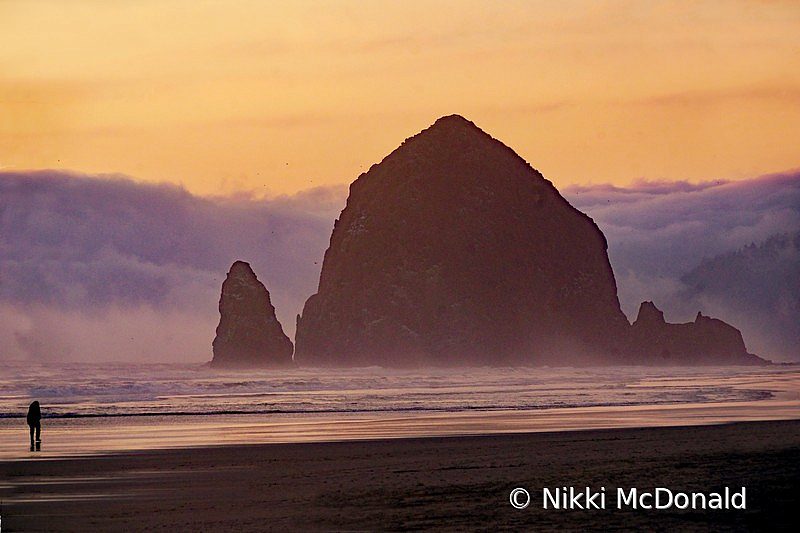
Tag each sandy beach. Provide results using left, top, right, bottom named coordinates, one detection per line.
left=1, top=419, right=798, bottom=532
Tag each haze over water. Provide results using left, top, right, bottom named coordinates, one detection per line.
left=1, top=363, right=797, bottom=458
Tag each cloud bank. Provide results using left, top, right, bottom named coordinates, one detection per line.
left=1, top=170, right=345, bottom=362
left=2, top=169, right=797, bottom=362
left=564, top=171, right=800, bottom=360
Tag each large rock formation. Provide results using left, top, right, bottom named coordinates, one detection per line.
left=629, top=301, right=765, bottom=365
left=293, top=116, right=768, bottom=366
left=211, top=261, right=293, bottom=368
left=294, top=115, right=632, bottom=366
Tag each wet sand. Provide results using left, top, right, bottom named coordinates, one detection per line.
left=2, top=394, right=799, bottom=460
left=1, top=419, right=799, bottom=532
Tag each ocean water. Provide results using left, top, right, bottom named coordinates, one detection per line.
left=0, top=363, right=790, bottom=418
left=1, top=363, right=798, bottom=457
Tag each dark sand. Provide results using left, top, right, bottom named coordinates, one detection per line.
left=1, top=420, right=799, bottom=532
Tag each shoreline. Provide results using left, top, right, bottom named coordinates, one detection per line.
left=2, top=419, right=799, bottom=531
left=1, top=396, right=799, bottom=460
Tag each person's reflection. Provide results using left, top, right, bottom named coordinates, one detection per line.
left=27, top=401, right=42, bottom=451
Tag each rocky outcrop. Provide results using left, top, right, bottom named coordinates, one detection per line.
left=630, top=301, right=766, bottom=364
left=294, top=115, right=631, bottom=366
left=211, top=261, right=293, bottom=368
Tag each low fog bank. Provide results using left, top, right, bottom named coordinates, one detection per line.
left=565, top=171, right=800, bottom=361
left=0, top=303, right=214, bottom=362
left=1, top=170, right=343, bottom=362
left=2, top=170, right=797, bottom=363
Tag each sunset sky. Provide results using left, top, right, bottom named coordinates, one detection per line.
left=2, top=0, right=799, bottom=196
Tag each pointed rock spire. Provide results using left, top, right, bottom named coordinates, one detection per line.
left=211, top=261, right=293, bottom=368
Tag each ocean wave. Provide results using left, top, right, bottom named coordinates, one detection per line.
left=0, top=362, right=786, bottom=420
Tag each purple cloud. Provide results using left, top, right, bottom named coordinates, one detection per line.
left=1, top=170, right=345, bottom=361
left=2, top=169, right=797, bottom=362
left=564, top=171, right=800, bottom=360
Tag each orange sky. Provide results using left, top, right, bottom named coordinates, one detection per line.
left=2, top=0, right=799, bottom=196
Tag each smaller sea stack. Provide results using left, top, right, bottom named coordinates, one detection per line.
left=211, top=261, right=293, bottom=368
left=629, top=301, right=766, bottom=365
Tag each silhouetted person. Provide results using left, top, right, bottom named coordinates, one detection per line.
left=27, top=401, right=41, bottom=450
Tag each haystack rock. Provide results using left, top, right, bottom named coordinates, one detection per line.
left=294, top=115, right=632, bottom=366
left=211, top=261, right=293, bottom=368
left=630, top=301, right=766, bottom=364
